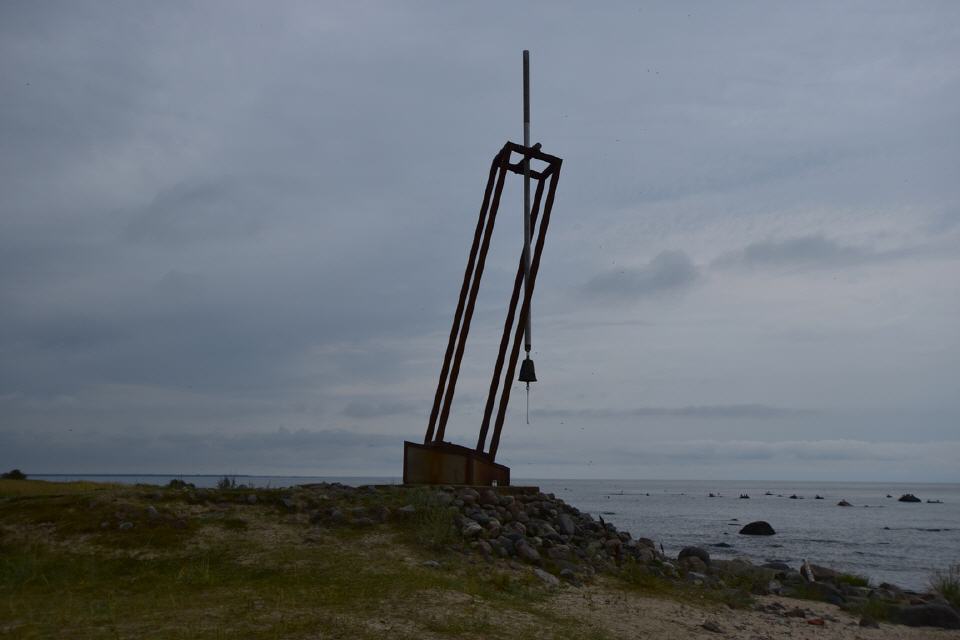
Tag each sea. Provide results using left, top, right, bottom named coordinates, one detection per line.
left=30, top=475, right=960, bottom=592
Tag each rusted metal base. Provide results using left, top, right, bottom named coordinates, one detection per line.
left=403, top=441, right=510, bottom=486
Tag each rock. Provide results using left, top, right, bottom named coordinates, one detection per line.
left=859, top=615, right=880, bottom=628
left=478, top=489, right=498, bottom=506
left=475, top=539, right=493, bottom=560
left=635, top=537, right=656, bottom=549
left=533, top=567, right=560, bottom=588
left=515, top=540, right=541, bottom=563
left=678, top=546, right=710, bottom=565
left=894, top=604, right=960, bottom=629
left=837, top=500, right=853, bottom=507
left=396, top=504, right=417, bottom=517
left=559, top=568, right=580, bottom=586
left=762, top=562, right=791, bottom=571
left=807, top=618, right=825, bottom=626
left=680, top=556, right=707, bottom=575
left=710, top=542, right=732, bottom=548
left=280, top=497, right=296, bottom=510
left=246, top=494, right=258, bottom=505
left=687, top=571, right=707, bottom=585
left=898, top=493, right=922, bottom=503
left=701, top=621, right=723, bottom=633
left=422, top=560, right=441, bottom=569
left=461, top=521, right=483, bottom=539
left=739, top=521, right=776, bottom=535
left=145, top=505, right=160, bottom=519
left=800, top=563, right=841, bottom=582
left=557, top=513, right=576, bottom=536
left=118, top=521, right=134, bottom=530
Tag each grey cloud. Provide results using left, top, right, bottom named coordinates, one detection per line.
left=712, top=234, right=954, bottom=271
left=342, top=400, right=418, bottom=419
left=536, top=404, right=814, bottom=421
left=1, top=2, right=958, bottom=481
left=123, top=180, right=265, bottom=245
left=584, top=250, right=699, bottom=301
left=0, top=427, right=401, bottom=475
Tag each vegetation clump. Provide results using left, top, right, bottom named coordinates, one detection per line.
left=1, top=469, right=27, bottom=480
left=931, top=563, right=960, bottom=609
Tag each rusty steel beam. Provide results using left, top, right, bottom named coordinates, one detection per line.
left=487, top=159, right=562, bottom=460
left=475, top=175, right=547, bottom=454
left=433, top=149, right=511, bottom=442
left=423, top=150, right=505, bottom=444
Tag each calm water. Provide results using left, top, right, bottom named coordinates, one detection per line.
left=32, top=475, right=959, bottom=591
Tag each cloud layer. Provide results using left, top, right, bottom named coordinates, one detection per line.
left=1, top=2, right=958, bottom=481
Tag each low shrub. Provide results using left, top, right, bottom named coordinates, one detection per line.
left=931, top=563, right=960, bottom=609
left=836, top=573, right=870, bottom=588
left=2, top=469, right=27, bottom=480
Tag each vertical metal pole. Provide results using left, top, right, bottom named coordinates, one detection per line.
left=522, top=50, right=532, bottom=354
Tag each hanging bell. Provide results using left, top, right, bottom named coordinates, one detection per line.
left=518, top=355, right=537, bottom=383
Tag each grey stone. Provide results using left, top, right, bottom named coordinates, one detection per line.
left=476, top=539, right=493, bottom=559
left=680, top=556, right=708, bottom=574
left=557, top=513, right=576, bottom=536
left=894, top=604, right=960, bottom=629
left=533, top=567, right=560, bottom=588
left=246, top=494, right=258, bottom=505
left=422, top=560, right=441, bottom=569
left=118, top=521, right=134, bottom=530
left=559, top=568, right=580, bottom=586
left=145, top=505, right=160, bottom=519
left=461, top=521, right=483, bottom=539
left=701, top=621, right=723, bottom=633
left=515, top=540, right=541, bottom=563
left=678, top=546, right=710, bottom=565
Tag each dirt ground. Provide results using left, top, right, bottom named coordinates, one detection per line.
left=550, top=582, right=960, bottom=640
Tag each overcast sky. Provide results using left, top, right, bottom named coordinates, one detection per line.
left=2, top=2, right=958, bottom=481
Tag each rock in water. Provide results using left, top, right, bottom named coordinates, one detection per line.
left=678, top=546, right=710, bottom=565
left=837, top=500, right=853, bottom=507
left=739, top=521, right=776, bottom=536
left=898, top=493, right=922, bottom=503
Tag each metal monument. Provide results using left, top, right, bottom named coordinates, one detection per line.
left=403, top=51, right=563, bottom=486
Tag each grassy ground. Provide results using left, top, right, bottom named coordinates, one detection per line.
left=0, top=480, right=612, bottom=640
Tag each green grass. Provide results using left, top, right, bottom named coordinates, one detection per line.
left=0, top=479, right=122, bottom=497
left=0, top=481, right=617, bottom=639
left=617, top=558, right=754, bottom=610
left=930, top=563, right=960, bottom=609
left=835, top=573, right=870, bottom=587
